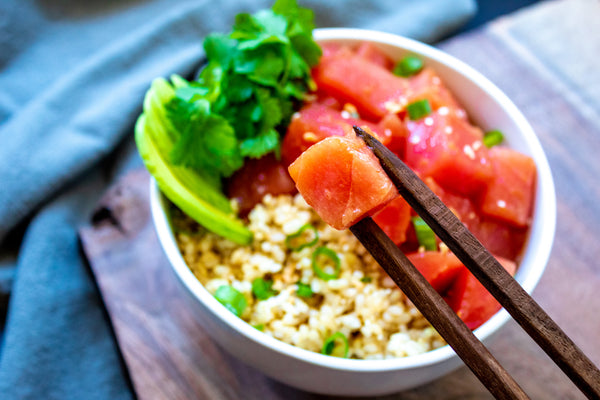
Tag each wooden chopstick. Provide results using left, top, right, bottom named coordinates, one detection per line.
left=352, top=126, right=600, bottom=400
left=350, top=217, right=529, bottom=399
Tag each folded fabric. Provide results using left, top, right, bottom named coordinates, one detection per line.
left=0, top=0, right=475, bottom=398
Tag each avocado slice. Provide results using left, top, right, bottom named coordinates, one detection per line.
left=136, top=78, right=252, bottom=245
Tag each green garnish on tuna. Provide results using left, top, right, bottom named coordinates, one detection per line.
left=135, top=0, right=321, bottom=244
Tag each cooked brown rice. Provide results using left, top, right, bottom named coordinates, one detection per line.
left=174, top=193, right=445, bottom=359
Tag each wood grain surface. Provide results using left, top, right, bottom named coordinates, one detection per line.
left=79, top=1, right=600, bottom=399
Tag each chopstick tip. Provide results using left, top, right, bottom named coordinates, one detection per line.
left=353, top=125, right=366, bottom=137
left=353, top=125, right=380, bottom=151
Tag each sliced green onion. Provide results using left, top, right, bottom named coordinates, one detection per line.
left=312, top=246, right=341, bottom=280
left=406, top=99, right=432, bottom=120
left=412, top=216, right=437, bottom=251
left=253, top=323, right=265, bottom=331
left=296, top=282, right=314, bottom=298
left=214, top=285, right=247, bottom=316
left=483, top=129, right=504, bottom=148
left=321, top=332, right=349, bottom=358
left=360, top=276, right=373, bottom=283
left=252, top=277, right=277, bottom=300
left=285, top=223, right=319, bottom=251
left=393, top=55, right=424, bottom=77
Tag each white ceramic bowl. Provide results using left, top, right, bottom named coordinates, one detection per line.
left=150, top=28, right=556, bottom=396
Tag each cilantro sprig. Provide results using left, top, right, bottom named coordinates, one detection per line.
left=167, top=0, right=321, bottom=179
left=135, top=0, right=321, bottom=244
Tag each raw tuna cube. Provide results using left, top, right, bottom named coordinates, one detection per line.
left=281, top=103, right=391, bottom=166
left=312, top=51, right=412, bottom=120
left=288, top=130, right=398, bottom=230
left=479, top=147, right=536, bottom=227
left=407, top=251, right=465, bottom=294
left=445, top=256, right=517, bottom=330
left=405, top=110, right=494, bottom=197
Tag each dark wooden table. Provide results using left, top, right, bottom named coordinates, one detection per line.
left=79, top=0, right=600, bottom=398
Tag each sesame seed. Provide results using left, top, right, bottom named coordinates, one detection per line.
left=343, top=103, right=358, bottom=115
left=384, top=99, right=405, bottom=114
left=463, top=145, right=476, bottom=160
left=302, top=132, right=318, bottom=143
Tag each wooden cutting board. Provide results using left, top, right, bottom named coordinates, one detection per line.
left=79, top=1, right=600, bottom=398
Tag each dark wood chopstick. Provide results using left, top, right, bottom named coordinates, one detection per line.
left=350, top=217, right=529, bottom=400
left=352, top=126, right=600, bottom=400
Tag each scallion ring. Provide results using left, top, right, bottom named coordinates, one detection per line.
left=483, top=129, right=504, bottom=148
left=312, top=246, right=341, bottom=280
left=321, top=332, right=349, bottom=358
left=286, top=223, right=319, bottom=251
left=252, top=277, right=277, bottom=300
left=296, top=281, right=314, bottom=298
left=393, top=55, right=424, bottom=77
left=214, top=285, right=247, bottom=317
left=412, top=216, right=437, bottom=251
left=406, top=99, right=432, bottom=120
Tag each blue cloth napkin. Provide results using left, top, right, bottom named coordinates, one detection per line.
left=0, top=0, right=475, bottom=398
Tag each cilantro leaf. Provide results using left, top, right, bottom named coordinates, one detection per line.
left=169, top=0, right=320, bottom=172
left=168, top=96, right=243, bottom=177
left=273, top=0, right=321, bottom=67
left=233, top=46, right=285, bottom=87
left=255, top=87, right=283, bottom=132
left=290, top=33, right=321, bottom=67
left=233, top=10, right=289, bottom=50
left=240, top=129, right=280, bottom=158
left=222, top=74, right=254, bottom=103
left=203, top=34, right=238, bottom=68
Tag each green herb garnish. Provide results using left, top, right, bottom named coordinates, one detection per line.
left=360, top=276, right=372, bottom=283
left=483, top=129, right=504, bottom=148
left=312, top=246, right=341, bottom=280
left=173, top=0, right=320, bottom=172
left=393, top=55, right=424, bottom=77
left=406, top=99, right=432, bottom=120
left=214, top=285, right=247, bottom=316
left=296, top=281, right=314, bottom=298
left=253, top=323, right=265, bottom=331
left=321, top=332, right=349, bottom=358
left=286, top=223, right=319, bottom=251
left=412, top=216, right=437, bottom=251
left=135, top=0, right=321, bottom=243
left=252, top=277, right=278, bottom=300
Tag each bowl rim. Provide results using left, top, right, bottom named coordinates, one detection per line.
left=150, top=27, right=557, bottom=372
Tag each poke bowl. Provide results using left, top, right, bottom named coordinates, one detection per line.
left=147, top=27, right=556, bottom=396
